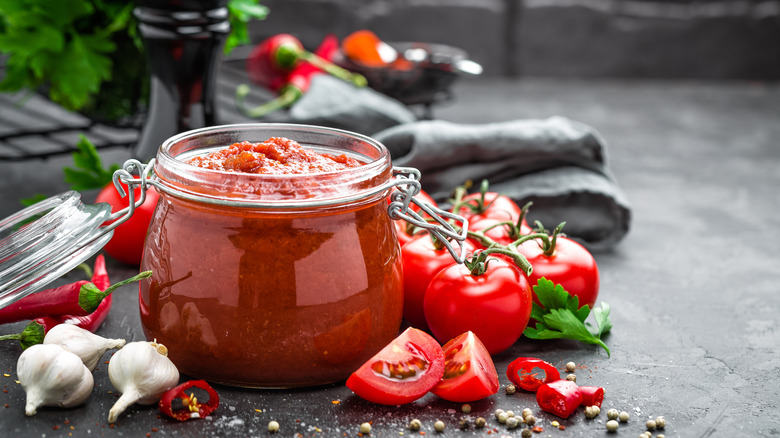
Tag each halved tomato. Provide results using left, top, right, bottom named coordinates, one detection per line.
left=346, top=327, right=444, bottom=405
left=431, top=331, right=499, bottom=402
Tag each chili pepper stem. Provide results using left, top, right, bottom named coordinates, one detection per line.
left=296, top=50, right=367, bottom=87
left=79, top=271, right=152, bottom=314
left=236, top=84, right=302, bottom=118
left=0, top=321, right=44, bottom=349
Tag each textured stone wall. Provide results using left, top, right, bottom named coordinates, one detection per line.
left=246, top=0, right=780, bottom=79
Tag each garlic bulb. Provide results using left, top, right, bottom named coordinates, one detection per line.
left=107, top=340, right=179, bottom=423
left=17, top=344, right=94, bottom=416
left=43, top=324, right=125, bottom=371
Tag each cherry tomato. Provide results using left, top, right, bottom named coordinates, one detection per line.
left=457, top=191, right=523, bottom=223
left=517, top=236, right=600, bottom=309
left=536, top=379, right=583, bottom=419
left=578, top=386, right=605, bottom=408
left=431, top=331, right=499, bottom=402
left=346, top=327, right=444, bottom=405
left=391, top=188, right=437, bottom=246
left=506, top=357, right=561, bottom=392
left=401, top=234, right=474, bottom=330
left=423, top=257, right=533, bottom=355
left=95, top=183, right=159, bottom=265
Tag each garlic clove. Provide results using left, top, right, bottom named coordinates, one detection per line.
left=107, top=340, right=179, bottom=423
left=17, top=344, right=94, bottom=416
left=43, top=324, right=126, bottom=371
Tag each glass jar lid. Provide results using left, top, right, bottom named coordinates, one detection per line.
left=0, top=191, right=113, bottom=309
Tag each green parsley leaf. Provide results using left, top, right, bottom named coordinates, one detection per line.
left=524, top=277, right=612, bottom=356
left=63, top=135, right=119, bottom=191
left=225, top=0, right=269, bottom=54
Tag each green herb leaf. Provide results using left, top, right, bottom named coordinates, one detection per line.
left=225, top=0, right=269, bottom=54
left=63, top=135, right=119, bottom=191
left=524, top=277, right=612, bottom=356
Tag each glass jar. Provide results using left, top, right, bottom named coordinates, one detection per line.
left=139, top=124, right=422, bottom=388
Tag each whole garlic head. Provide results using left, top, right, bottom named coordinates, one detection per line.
left=107, top=340, right=179, bottom=423
left=43, top=324, right=125, bottom=371
left=17, top=344, right=94, bottom=416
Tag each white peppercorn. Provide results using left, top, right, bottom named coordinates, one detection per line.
left=434, top=420, right=445, bottom=433
left=655, top=416, right=666, bottom=428
left=565, top=361, right=576, bottom=372
left=360, top=422, right=372, bottom=434
left=607, top=409, right=619, bottom=420
left=268, top=420, right=280, bottom=433
left=409, top=419, right=422, bottom=431
left=506, top=417, right=520, bottom=429
left=619, top=411, right=630, bottom=422
left=606, top=419, right=619, bottom=432
left=646, top=419, right=657, bottom=431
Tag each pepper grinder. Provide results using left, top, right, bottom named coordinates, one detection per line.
left=132, top=0, right=230, bottom=160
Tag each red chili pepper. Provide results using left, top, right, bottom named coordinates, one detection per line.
left=34, top=255, right=114, bottom=333
left=159, top=380, right=220, bottom=421
left=506, top=357, right=562, bottom=392
left=578, top=385, right=605, bottom=408
left=238, top=33, right=366, bottom=118
left=0, top=255, right=150, bottom=324
left=536, top=380, right=583, bottom=419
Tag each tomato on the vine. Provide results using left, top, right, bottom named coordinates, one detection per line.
left=423, top=256, right=533, bottom=355
left=390, top=189, right=437, bottom=246
left=469, top=217, right=532, bottom=249
left=346, top=327, right=444, bottom=405
left=431, top=331, right=499, bottom=402
left=517, top=235, right=599, bottom=309
left=96, top=183, right=159, bottom=265
left=401, top=234, right=474, bottom=330
left=457, top=191, right=523, bottom=223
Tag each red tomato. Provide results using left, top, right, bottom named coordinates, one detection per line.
left=95, top=183, right=159, bottom=265
left=506, top=357, right=561, bottom=392
left=390, top=189, right=437, bottom=246
left=457, top=192, right=523, bottom=223
left=401, top=234, right=474, bottom=330
left=517, top=236, right=600, bottom=309
left=346, top=327, right=444, bottom=405
left=536, top=379, right=583, bottom=419
left=423, top=257, right=533, bottom=355
left=431, top=331, right=499, bottom=402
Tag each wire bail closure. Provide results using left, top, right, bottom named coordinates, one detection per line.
left=388, top=167, right=469, bottom=264
left=109, top=160, right=469, bottom=264
left=102, top=159, right=157, bottom=233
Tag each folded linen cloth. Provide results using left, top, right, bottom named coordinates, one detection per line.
left=374, top=117, right=631, bottom=250
left=289, top=75, right=418, bottom=135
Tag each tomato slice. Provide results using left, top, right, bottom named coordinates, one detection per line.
left=431, top=331, right=499, bottom=402
left=506, top=357, right=561, bottom=392
left=536, top=380, right=583, bottom=419
left=346, top=327, right=444, bottom=405
left=578, top=386, right=605, bottom=408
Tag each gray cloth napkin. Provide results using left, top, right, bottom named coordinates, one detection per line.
left=374, top=117, right=631, bottom=250
left=289, top=75, right=417, bottom=135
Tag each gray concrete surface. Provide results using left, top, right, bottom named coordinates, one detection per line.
left=1, top=72, right=779, bottom=436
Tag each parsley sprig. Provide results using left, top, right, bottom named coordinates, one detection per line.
left=524, top=278, right=613, bottom=356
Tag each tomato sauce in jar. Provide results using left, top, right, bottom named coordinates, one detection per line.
left=138, top=125, right=403, bottom=388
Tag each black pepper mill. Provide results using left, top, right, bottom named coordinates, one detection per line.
left=133, top=0, right=230, bottom=160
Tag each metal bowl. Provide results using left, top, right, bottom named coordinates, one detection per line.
left=336, top=42, right=482, bottom=108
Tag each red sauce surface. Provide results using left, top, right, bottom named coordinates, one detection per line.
left=139, top=192, right=403, bottom=388
left=187, top=137, right=362, bottom=174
